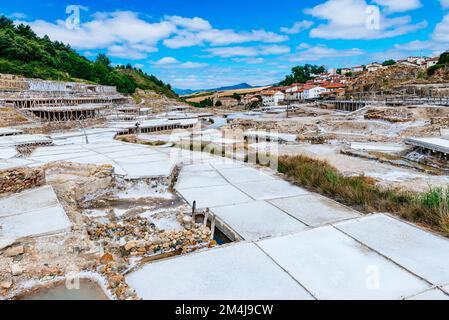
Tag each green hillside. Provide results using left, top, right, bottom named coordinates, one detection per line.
left=0, top=15, right=176, bottom=96
left=117, top=65, right=177, bottom=98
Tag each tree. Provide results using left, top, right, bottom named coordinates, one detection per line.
left=382, top=59, right=396, bottom=66
left=0, top=15, right=176, bottom=96
left=246, top=100, right=260, bottom=110
left=0, top=16, right=13, bottom=29
left=279, top=64, right=326, bottom=86
left=232, top=93, right=242, bottom=101
left=15, top=24, right=37, bottom=39
left=95, top=54, right=111, bottom=69
left=438, top=52, right=449, bottom=65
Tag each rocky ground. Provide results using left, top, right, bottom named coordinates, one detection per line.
left=0, top=107, right=29, bottom=127
left=225, top=105, right=449, bottom=143
left=0, top=161, right=214, bottom=300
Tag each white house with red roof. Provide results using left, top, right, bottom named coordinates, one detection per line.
left=426, top=57, right=439, bottom=68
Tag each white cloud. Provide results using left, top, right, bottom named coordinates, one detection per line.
left=9, top=12, right=27, bottom=19
left=163, top=31, right=204, bottom=49
left=297, top=43, right=312, bottom=49
left=281, top=20, right=314, bottom=34
left=206, top=45, right=291, bottom=58
left=232, top=57, right=266, bottom=64
left=165, top=16, right=211, bottom=31
left=433, top=13, right=449, bottom=42
left=107, top=43, right=158, bottom=60
left=394, top=40, right=447, bottom=52
left=440, top=0, right=449, bottom=8
left=153, top=57, right=180, bottom=65
left=164, top=29, right=288, bottom=48
left=179, top=61, right=209, bottom=69
left=18, top=11, right=289, bottom=58
left=152, top=57, right=208, bottom=69
left=161, top=66, right=283, bottom=90
left=381, top=13, right=449, bottom=61
left=373, top=0, right=422, bottom=13
left=292, top=45, right=365, bottom=61
left=304, top=0, right=427, bottom=40
left=16, top=11, right=176, bottom=57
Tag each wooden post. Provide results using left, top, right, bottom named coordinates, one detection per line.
left=210, top=214, right=216, bottom=240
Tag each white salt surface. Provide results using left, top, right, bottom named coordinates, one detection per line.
left=126, top=243, right=314, bottom=300
left=234, top=179, right=309, bottom=201
left=0, top=186, right=72, bottom=244
left=269, top=194, right=359, bottom=227
left=335, top=214, right=449, bottom=286
left=406, top=288, right=449, bottom=300
left=211, top=201, right=308, bottom=241
left=258, top=226, right=430, bottom=300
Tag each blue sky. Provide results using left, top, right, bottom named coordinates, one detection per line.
left=2, top=0, right=449, bottom=89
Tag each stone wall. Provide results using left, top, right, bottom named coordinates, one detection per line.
left=0, top=73, right=29, bottom=91
left=0, top=167, right=45, bottom=194
left=431, top=117, right=449, bottom=126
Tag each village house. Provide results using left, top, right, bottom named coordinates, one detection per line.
left=319, top=83, right=346, bottom=99
left=260, top=89, right=285, bottom=106
left=351, top=66, right=365, bottom=73
left=407, top=56, right=428, bottom=66
left=340, top=68, right=352, bottom=75
left=303, top=85, right=326, bottom=100
left=426, top=57, right=440, bottom=68
left=285, top=88, right=304, bottom=101
left=397, top=59, right=419, bottom=67
left=214, top=96, right=239, bottom=107
left=241, top=94, right=261, bottom=107
left=284, top=83, right=303, bottom=101
left=366, top=62, right=383, bottom=73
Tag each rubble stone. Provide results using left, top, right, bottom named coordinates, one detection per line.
left=0, top=280, right=12, bottom=289
left=100, top=253, right=114, bottom=264
left=11, top=264, right=23, bottom=276
left=0, top=168, right=45, bottom=195
left=4, top=245, right=24, bottom=257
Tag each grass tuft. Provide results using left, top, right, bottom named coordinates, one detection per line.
left=278, top=155, right=449, bottom=236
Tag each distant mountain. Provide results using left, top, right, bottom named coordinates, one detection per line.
left=174, top=88, right=197, bottom=95
left=175, top=83, right=254, bottom=95
left=214, top=83, right=253, bottom=91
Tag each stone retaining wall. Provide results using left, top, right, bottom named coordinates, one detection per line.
left=0, top=167, right=45, bottom=194
left=431, top=117, right=449, bottom=126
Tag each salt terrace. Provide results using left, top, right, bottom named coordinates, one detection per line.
left=2, top=75, right=449, bottom=300
left=1, top=126, right=449, bottom=300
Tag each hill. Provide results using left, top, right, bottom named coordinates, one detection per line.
left=117, top=66, right=177, bottom=98
left=347, top=64, right=423, bottom=93
left=0, top=15, right=176, bottom=97
left=183, top=86, right=271, bottom=104
left=214, top=83, right=253, bottom=91
left=175, top=83, right=254, bottom=95
left=174, top=88, right=197, bottom=95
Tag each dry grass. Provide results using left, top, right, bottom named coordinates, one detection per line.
left=135, top=135, right=449, bottom=235
left=278, top=155, right=449, bottom=235
left=184, top=86, right=271, bottom=103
